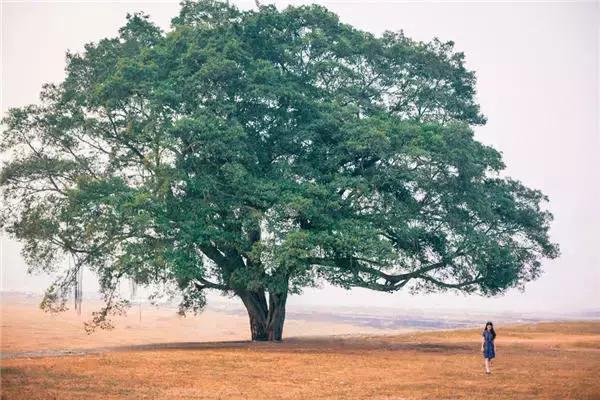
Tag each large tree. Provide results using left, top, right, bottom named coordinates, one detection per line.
left=1, top=0, right=558, bottom=341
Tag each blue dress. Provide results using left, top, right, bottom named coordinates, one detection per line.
left=483, top=331, right=495, bottom=359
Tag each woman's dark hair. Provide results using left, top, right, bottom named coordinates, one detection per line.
left=483, top=321, right=497, bottom=339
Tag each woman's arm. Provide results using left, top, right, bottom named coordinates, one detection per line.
left=481, top=335, right=485, bottom=351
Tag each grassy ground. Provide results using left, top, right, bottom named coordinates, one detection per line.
left=2, top=321, right=599, bottom=400
left=0, top=295, right=395, bottom=353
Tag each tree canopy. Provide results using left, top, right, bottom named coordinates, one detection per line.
left=0, top=0, right=559, bottom=340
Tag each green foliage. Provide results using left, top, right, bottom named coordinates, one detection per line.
left=0, top=0, right=558, bottom=330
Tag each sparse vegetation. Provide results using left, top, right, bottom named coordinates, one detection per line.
left=2, top=321, right=598, bottom=399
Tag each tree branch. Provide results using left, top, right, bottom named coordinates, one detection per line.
left=418, top=273, right=483, bottom=289
left=194, top=278, right=229, bottom=291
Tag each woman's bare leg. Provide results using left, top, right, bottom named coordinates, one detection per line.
left=484, top=358, right=491, bottom=373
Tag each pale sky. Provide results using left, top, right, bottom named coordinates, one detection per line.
left=1, top=1, right=598, bottom=313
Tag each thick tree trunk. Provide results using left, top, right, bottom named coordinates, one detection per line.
left=248, top=310, right=269, bottom=341
left=239, top=288, right=288, bottom=341
left=267, top=291, right=287, bottom=341
left=239, top=290, right=269, bottom=341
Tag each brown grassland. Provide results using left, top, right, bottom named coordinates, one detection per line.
left=1, top=297, right=599, bottom=400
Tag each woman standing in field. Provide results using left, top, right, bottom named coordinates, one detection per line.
left=481, top=321, right=496, bottom=374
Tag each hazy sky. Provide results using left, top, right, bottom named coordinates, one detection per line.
left=1, top=0, right=598, bottom=313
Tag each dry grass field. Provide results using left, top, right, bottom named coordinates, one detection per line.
left=1, top=295, right=599, bottom=399
left=1, top=294, right=393, bottom=354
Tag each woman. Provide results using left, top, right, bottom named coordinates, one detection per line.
left=481, top=321, right=496, bottom=374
